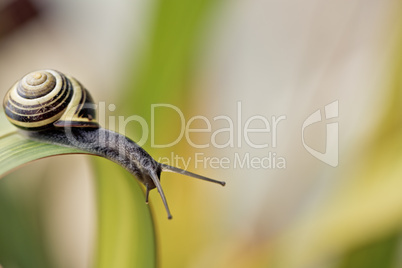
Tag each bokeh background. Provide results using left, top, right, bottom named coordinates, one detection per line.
left=1, top=0, right=402, bottom=267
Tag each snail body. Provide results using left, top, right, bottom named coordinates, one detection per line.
left=3, top=70, right=225, bottom=219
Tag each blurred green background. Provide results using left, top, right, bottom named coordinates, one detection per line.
left=1, top=0, right=402, bottom=267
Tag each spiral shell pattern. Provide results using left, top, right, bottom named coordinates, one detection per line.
left=3, top=69, right=97, bottom=130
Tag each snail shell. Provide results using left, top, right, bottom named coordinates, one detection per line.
left=3, top=69, right=98, bottom=130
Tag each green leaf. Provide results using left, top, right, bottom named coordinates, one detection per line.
left=0, top=112, right=85, bottom=267
left=0, top=112, right=83, bottom=178
left=336, top=233, right=400, bottom=268
left=0, top=111, right=156, bottom=267
left=92, top=158, right=156, bottom=268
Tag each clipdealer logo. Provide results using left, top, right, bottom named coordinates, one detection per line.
left=302, top=101, right=339, bottom=167
left=97, top=102, right=288, bottom=169
left=70, top=100, right=339, bottom=170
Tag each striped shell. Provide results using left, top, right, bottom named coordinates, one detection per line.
left=3, top=70, right=98, bottom=130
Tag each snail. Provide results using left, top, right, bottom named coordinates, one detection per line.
left=3, top=69, right=225, bottom=219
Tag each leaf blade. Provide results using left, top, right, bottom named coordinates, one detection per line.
left=92, top=158, right=156, bottom=268
left=0, top=111, right=156, bottom=266
left=0, top=113, right=83, bottom=178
